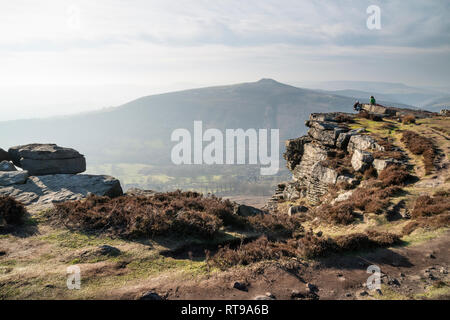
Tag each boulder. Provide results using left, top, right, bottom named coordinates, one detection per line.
left=336, top=128, right=365, bottom=150
left=0, top=161, right=17, bottom=172
left=347, top=135, right=384, bottom=153
left=288, top=205, right=308, bottom=216
left=0, top=148, right=10, bottom=162
left=0, top=174, right=123, bottom=206
left=351, top=149, right=374, bottom=172
left=235, top=204, right=266, bottom=217
left=0, top=171, right=28, bottom=186
left=310, top=162, right=339, bottom=185
left=8, top=144, right=86, bottom=175
left=361, top=104, right=396, bottom=115
left=373, top=158, right=397, bottom=173
left=331, top=190, right=354, bottom=205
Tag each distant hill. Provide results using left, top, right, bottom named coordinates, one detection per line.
left=422, top=95, right=450, bottom=112
left=300, top=80, right=447, bottom=107
left=318, top=89, right=416, bottom=109
left=1, top=79, right=362, bottom=166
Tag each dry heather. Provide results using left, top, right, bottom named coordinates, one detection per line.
left=316, top=166, right=409, bottom=225
left=401, top=130, right=436, bottom=174
left=402, top=191, right=450, bottom=235
left=0, top=195, right=26, bottom=226
left=212, top=230, right=400, bottom=268
left=402, top=114, right=416, bottom=124
left=49, top=191, right=304, bottom=239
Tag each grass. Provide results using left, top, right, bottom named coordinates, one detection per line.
left=414, top=282, right=450, bottom=299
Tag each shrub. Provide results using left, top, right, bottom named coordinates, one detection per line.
left=50, top=192, right=235, bottom=239
left=378, top=165, right=411, bottom=187
left=402, top=114, right=416, bottom=124
left=0, top=196, right=26, bottom=225
left=402, top=214, right=450, bottom=235
left=247, top=213, right=304, bottom=239
left=212, top=230, right=400, bottom=268
left=318, top=203, right=357, bottom=225
left=212, top=236, right=298, bottom=269
left=401, top=131, right=435, bottom=174
left=49, top=191, right=303, bottom=240
left=411, top=193, right=450, bottom=218
left=363, top=166, right=378, bottom=180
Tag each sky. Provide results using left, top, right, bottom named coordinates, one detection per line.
left=1, top=0, right=449, bottom=120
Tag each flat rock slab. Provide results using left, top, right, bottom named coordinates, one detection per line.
left=0, top=171, right=29, bottom=186
left=0, top=174, right=123, bottom=206
left=8, top=144, right=86, bottom=175
left=20, top=157, right=86, bottom=176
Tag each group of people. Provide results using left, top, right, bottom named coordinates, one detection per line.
left=353, top=96, right=376, bottom=111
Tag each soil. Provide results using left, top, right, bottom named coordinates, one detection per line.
left=105, top=231, right=449, bottom=300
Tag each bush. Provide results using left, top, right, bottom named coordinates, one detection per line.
left=402, top=214, right=450, bottom=235
left=378, top=165, right=411, bottom=187
left=411, top=193, right=450, bottom=218
left=212, top=236, right=298, bottom=269
left=50, top=191, right=236, bottom=239
left=402, top=114, right=416, bottom=124
left=212, top=230, right=400, bottom=268
left=49, top=191, right=304, bottom=240
left=401, top=131, right=435, bottom=174
left=0, top=196, right=26, bottom=225
left=247, top=213, right=304, bottom=239
left=319, top=203, right=357, bottom=225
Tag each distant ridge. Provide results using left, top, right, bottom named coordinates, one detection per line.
left=0, top=79, right=415, bottom=166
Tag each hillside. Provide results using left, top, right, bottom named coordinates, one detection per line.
left=423, top=95, right=450, bottom=112
left=1, top=107, right=448, bottom=300
left=0, top=79, right=366, bottom=166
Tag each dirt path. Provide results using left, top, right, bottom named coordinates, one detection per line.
left=108, top=230, right=449, bottom=300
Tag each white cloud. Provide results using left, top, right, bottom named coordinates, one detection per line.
left=0, top=0, right=449, bottom=120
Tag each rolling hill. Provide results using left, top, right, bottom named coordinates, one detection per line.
left=1, top=79, right=361, bottom=166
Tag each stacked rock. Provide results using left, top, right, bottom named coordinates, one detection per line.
left=8, top=144, right=86, bottom=176
left=0, top=144, right=123, bottom=207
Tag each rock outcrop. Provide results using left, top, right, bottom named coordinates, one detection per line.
left=0, top=174, right=123, bottom=206
left=351, top=149, right=374, bottom=172
left=8, top=144, right=86, bottom=176
left=276, top=111, right=394, bottom=206
left=0, top=143, right=123, bottom=208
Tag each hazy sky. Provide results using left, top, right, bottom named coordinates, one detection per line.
left=1, top=0, right=449, bottom=120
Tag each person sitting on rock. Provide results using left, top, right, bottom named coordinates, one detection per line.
left=353, top=100, right=362, bottom=111
left=370, top=96, right=376, bottom=106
